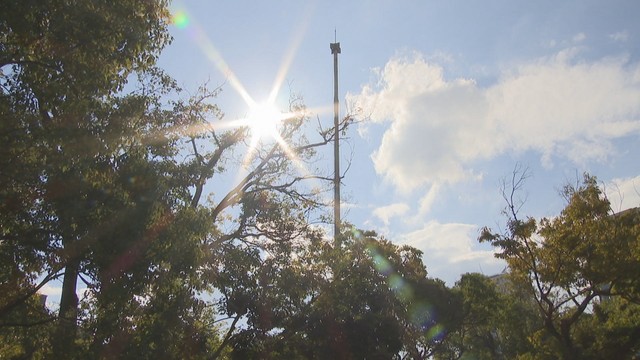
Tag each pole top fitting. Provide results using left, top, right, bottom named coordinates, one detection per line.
left=330, top=42, right=341, bottom=54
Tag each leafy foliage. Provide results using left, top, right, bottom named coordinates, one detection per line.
left=438, top=272, right=540, bottom=360
left=224, top=227, right=460, bottom=359
left=573, top=297, right=640, bottom=359
left=0, top=295, right=53, bottom=359
left=479, top=171, right=640, bottom=359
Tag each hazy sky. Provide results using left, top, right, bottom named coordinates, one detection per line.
left=154, top=0, right=640, bottom=285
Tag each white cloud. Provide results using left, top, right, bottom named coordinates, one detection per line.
left=38, top=283, right=89, bottom=309
left=418, top=183, right=440, bottom=215
left=610, top=31, right=629, bottom=43
left=572, top=33, right=586, bottom=43
left=373, top=202, right=410, bottom=226
left=348, top=50, right=640, bottom=197
left=604, top=175, right=640, bottom=212
left=400, top=221, right=504, bottom=285
left=350, top=55, right=490, bottom=193
left=39, top=283, right=62, bottom=297
left=489, top=50, right=640, bottom=165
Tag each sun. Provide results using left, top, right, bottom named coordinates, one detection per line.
left=245, top=101, right=283, bottom=141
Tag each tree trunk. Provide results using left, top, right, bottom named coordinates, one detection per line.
left=559, top=320, right=577, bottom=360
left=53, top=259, right=80, bottom=358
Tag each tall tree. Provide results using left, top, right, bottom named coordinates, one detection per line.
left=479, top=170, right=640, bottom=359
left=223, top=226, right=460, bottom=359
left=1, top=1, right=172, bottom=356
left=2, top=1, right=354, bottom=358
left=438, top=272, right=539, bottom=360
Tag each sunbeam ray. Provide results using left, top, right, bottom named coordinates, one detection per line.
left=172, top=8, right=255, bottom=107
left=267, top=6, right=313, bottom=104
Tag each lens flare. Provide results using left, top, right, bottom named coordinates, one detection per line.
left=172, top=11, right=189, bottom=29
left=409, top=301, right=435, bottom=327
left=388, top=273, right=414, bottom=300
left=367, top=246, right=393, bottom=275
left=372, top=253, right=393, bottom=275
left=426, top=324, right=446, bottom=342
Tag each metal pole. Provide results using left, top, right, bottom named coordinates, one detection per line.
left=330, top=41, right=341, bottom=244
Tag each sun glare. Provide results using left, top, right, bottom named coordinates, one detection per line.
left=172, top=7, right=322, bottom=186
left=245, top=101, right=283, bottom=141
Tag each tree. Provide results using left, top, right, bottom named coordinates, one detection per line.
left=301, top=231, right=412, bottom=359
left=438, top=273, right=539, bottom=360
left=479, top=170, right=640, bottom=359
left=0, top=294, right=53, bottom=359
left=441, top=273, right=505, bottom=360
left=223, top=226, right=460, bottom=359
left=573, top=297, right=640, bottom=359
left=2, top=1, right=354, bottom=357
left=1, top=0, right=173, bottom=356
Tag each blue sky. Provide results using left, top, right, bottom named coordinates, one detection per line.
left=150, top=0, right=640, bottom=285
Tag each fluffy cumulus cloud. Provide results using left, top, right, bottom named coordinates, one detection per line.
left=400, top=221, right=504, bottom=285
left=490, top=49, right=640, bottom=166
left=351, top=57, right=488, bottom=192
left=373, top=202, right=410, bottom=226
left=348, top=49, right=640, bottom=195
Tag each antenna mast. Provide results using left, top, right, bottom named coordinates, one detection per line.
left=330, top=37, right=341, bottom=244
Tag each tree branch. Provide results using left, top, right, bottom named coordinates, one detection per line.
left=210, top=314, right=241, bottom=359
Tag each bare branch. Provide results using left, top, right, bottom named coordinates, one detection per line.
left=501, top=163, right=531, bottom=220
